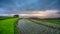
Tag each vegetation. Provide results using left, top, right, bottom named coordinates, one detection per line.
left=30, top=18, right=60, bottom=29
left=0, top=16, right=13, bottom=20
left=0, top=16, right=60, bottom=34
left=31, top=18, right=60, bottom=24
left=0, top=18, right=18, bottom=34
left=13, top=15, right=19, bottom=18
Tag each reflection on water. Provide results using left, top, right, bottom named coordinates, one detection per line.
left=18, top=19, right=60, bottom=34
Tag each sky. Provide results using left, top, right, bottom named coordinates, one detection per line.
left=0, top=0, right=60, bottom=18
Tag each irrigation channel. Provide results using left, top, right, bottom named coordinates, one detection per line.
left=18, top=19, right=60, bottom=34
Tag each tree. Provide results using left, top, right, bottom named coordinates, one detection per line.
left=13, top=15, right=19, bottom=18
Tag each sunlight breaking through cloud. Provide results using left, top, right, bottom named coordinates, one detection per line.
left=19, top=10, right=60, bottom=18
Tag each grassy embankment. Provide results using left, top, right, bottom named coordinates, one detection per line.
left=30, top=18, right=60, bottom=29
left=0, top=17, right=20, bottom=34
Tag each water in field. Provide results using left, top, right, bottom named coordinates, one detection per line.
left=18, top=19, right=60, bottom=34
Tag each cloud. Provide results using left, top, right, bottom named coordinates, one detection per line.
left=19, top=10, right=60, bottom=18
left=41, top=10, right=60, bottom=18
left=0, top=0, right=59, bottom=14
left=0, top=10, right=60, bottom=18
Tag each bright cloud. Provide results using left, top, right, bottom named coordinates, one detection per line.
left=19, top=10, right=60, bottom=18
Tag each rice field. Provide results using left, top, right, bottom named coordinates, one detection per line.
left=18, top=19, right=60, bottom=34
left=30, top=18, right=60, bottom=27
left=0, top=17, right=19, bottom=34
left=0, top=16, right=60, bottom=34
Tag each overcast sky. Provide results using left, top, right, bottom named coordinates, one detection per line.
left=0, top=0, right=60, bottom=18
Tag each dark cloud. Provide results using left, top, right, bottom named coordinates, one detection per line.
left=57, top=10, right=60, bottom=14
left=0, top=0, right=59, bottom=14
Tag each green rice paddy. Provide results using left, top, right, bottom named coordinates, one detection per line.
left=0, top=17, right=18, bottom=34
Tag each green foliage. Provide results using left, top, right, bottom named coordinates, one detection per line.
left=31, top=18, right=60, bottom=29
left=0, top=18, right=18, bottom=34
left=13, top=15, right=19, bottom=18
left=32, top=18, right=60, bottom=24
left=0, top=16, right=13, bottom=20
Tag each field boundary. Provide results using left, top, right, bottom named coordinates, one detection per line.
left=14, top=18, right=22, bottom=34
left=28, top=19, right=60, bottom=30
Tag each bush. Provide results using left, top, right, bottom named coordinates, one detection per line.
left=13, top=15, right=19, bottom=18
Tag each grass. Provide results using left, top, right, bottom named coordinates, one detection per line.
left=42, top=19, right=60, bottom=24
left=14, top=18, right=22, bottom=34
left=0, top=16, right=13, bottom=20
left=30, top=18, right=60, bottom=29
left=0, top=18, right=18, bottom=34
left=31, top=18, right=60, bottom=25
